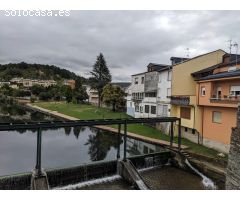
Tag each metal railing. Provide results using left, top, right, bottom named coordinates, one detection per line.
left=0, top=117, right=181, bottom=176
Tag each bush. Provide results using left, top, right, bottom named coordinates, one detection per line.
left=30, top=97, right=36, bottom=103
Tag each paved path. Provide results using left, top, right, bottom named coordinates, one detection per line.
left=27, top=103, right=187, bottom=149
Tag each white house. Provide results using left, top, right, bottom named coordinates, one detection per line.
left=126, top=57, right=187, bottom=133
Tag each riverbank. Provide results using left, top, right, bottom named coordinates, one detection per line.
left=31, top=102, right=227, bottom=160
left=27, top=103, right=186, bottom=149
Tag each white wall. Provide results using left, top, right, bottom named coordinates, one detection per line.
left=157, top=69, right=171, bottom=103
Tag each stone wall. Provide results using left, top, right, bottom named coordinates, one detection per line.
left=226, top=106, right=240, bottom=189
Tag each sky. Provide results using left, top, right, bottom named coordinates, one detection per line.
left=0, top=10, right=240, bottom=81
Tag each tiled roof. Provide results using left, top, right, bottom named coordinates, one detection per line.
left=197, top=69, right=240, bottom=81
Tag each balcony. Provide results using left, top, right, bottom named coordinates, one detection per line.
left=170, top=96, right=190, bottom=106
left=210, top=95, right=240, bottom=103
left=132, top=96, right=143, bottom=102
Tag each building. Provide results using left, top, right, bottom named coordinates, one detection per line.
left=84, top=82, right=131, bottom=107
left=170, top=49, right=226, bottom=146
left=10, top=78, right=57, bottom=88
left=192, top=53, right=240, bottom=153
left=84, top=85, right=99, bottom=106
left=64, top=79, right=76, bottom=89
left=126, top=58, right=187, bottom=133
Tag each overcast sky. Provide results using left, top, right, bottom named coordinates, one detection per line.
left=0, top=10, right=240, bottom=81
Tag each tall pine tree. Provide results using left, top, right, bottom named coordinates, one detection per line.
left=90, top=53, right=111, bottom=107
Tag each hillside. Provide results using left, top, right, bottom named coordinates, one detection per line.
left=0, top=62, right=86, bottom=83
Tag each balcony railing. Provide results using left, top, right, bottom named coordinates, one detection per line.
left=170, top=96, right=190, bottom=106
left=210, top=95, right=240, bottom=103
left=132, top=96, right=143, bottom=101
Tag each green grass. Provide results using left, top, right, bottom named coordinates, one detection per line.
left=35, top=101, right=227, bottom=159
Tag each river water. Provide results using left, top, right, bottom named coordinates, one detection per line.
left=0, top=104, right=164, bottom=176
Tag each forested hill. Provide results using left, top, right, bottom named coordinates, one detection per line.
left=0, top=62, right=86, bottom=83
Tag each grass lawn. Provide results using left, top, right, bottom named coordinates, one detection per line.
left=35, top=101, right=226, bottom=160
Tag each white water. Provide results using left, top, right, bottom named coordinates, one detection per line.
left=185, top=159, right=217, bottom=190
left=135, top=179, right=148, bottom=190
left=53, top=175, right=121, bottom=190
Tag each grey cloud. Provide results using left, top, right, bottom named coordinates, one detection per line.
left=0, top=10, right=240, bottom=81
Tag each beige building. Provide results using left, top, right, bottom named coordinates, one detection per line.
left=170, top=49, right=226, bottom=144
left=10, top=78, right=57, bottom=88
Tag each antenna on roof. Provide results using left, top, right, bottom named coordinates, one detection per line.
left=228, top=39, right=234, bottom=61
left=186, top=48, right=190, bottom=58
left=233, top=42, right=238, bottom=66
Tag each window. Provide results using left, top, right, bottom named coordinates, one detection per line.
left=184, top=127, right=188, bottom=132
left=145, top=92, right=157, bottom=97
left=230, top=86, right=240, bottom=96
left=167, top=70, right=172, bottom=81
left=130, top=102, right=132, bottom=107
left=145, top=105, right=149, bottom=113
left=163, top=105, right=168, bottom=116
left=213, top=111, right=222, bottom=123
left=141, top=77, right=144, bottom=84
left=135, top=105, right=139, bottom=112
left=140, top=106, right=143, bottom=113
left=201, top=86, right=206, bottom=96
left=167, top=88, right=171, bottom=97
left=180, top=107, right=191, bottom=119
left=151, top=106, right=156, bottom=114
left=217, top=87, right=222, bottom=98
left=135, top=77, right=138, bottom=84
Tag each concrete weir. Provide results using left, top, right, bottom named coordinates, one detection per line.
left=0, top=151, right=171, bottom=190
left=118, top=159, right=149, bottom=190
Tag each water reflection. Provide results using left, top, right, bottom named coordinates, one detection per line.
left=85, top=128, right=121, bottom=161
left=0, top=103, right=55, bottom=123
left=0, top=104, right=164, bottom=176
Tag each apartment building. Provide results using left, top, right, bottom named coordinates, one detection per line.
left=84, top=85, right=99, bottom=106
left=126, top=58, right=187, bottom=133
left=192, top=53, right=240, bottom=153
left=10, top=78, right=57, bottom=88
left=63, top=79, right=76, bottom=89
left=170, top=49, right=226, bottom=145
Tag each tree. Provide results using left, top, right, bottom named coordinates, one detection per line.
left=90, top=53, right=111, bottom=107
left=74, top=86, right=88, bottom=103
left=102, top=84, right=125, bottom=112
left=65, top=86, right=73, bottom=103
left=31, top=85, right=45, bottom=96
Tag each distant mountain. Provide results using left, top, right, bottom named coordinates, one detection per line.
left=0, top=62, right=86, bottom=83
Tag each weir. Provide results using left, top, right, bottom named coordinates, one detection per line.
left=0, top=116, right=181, bottom=190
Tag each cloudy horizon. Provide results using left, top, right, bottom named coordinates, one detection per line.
left=0, top=10, right=240, bottom=81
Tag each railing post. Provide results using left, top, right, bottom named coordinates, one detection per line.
left=178, top=119, right=181, bottom=150
left=170, top=122, right=173, bottom=147
left=123, top=120, right=127, bottom=161
left=117, top=123, right=121, bottom=159
left=36, top=128, right=42, bottom=176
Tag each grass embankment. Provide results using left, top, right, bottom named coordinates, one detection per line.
left=35, top=102, right=226, bottom=159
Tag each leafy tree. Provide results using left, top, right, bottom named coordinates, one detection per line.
left=65, top=86, right=73, bottom=103
left=102, top=84, right=125, bottom=112
left=39, top=92, right=51, bottom=100
left=31, top=85, right=45, bottom=96
left=74, top=87, right=88, bottom=103
left=0, top=84, right=14, bottom=96
left=90, top=53, right=111, bottom=107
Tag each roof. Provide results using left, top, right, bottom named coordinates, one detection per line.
left=170, top=57, right=189, bottom=64
left=111, top=82, right=131, bottom=88
left=172, top=49, right=226, bottom=67
left=147, top=63, right=171, bottom=71
left=192, top=53, right=240, bottom=77
left=196, top=69, right=240, bottom=81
